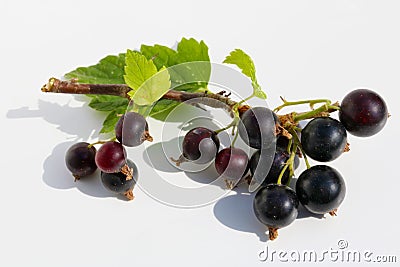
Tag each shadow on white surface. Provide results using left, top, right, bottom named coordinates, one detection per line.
left=7, top=100, right=130, bottom=199
left=6, top=99, right=99, bottom=140
left=213, top=187, right=270, bottom=242
left=213, top=181, right=324, bottom=242
left=142, top=140, right=181, bottom=173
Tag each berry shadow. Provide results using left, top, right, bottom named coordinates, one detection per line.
left=213, top=179, right=324, bottom=242
left=142, top=139, right=182, bottom=173
left=213, top=186, right=270, bottom=242
left=41, top=141, right=117, bottom=199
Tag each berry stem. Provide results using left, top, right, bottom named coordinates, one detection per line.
left=88, top=139, right=115, bottom=148
left=289, top=129, right=311, bottom=169
left=293, top=103, right=340, bottom=122
left=215, top=117, right=239, bottom=134
left=277, top=143, right=297, bottom=185
left=274, top=98, right=333, bottom=113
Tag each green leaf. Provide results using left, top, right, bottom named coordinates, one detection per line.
left=99, top=107, right=126, bottom=134
left=65, top=53, right=126, bottom=84
left=140, top=38, right=211, bottom=91
left=88, top=95, right=128, bottom=111
left=124, top=50, right=171, bottom=106
left=130, top=67, right=171, bottom=106
left=124, top=50, right=158, bottom=95
left=224, top=49, right=267, bottom=99
left=223, top=49, right=256, bottom=80
left=253, top=83, right=267, bottom=99
left=140, top=44, right=177, bottom=70
left=176, top=38, right=210, bottom=63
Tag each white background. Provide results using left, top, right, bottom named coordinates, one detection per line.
left=1, top=0, right=400, bottom=266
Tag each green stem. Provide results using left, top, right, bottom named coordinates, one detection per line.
left=293, top=104, right=340, bottom=122
left=277, top=161, right=290, bottom=185
left=88, top=138, right=116, bottom=148
left=236, top=93, right=255, bottom=107
left=230, top=129, right=240, bottom=148
left=274, top=98, right=332, bottom=113
left=289, top=128, right=311, bottom=169
left=277, top=143, right=298, bottom=185
left=215, top=117, right=239, bottom=134
left=286, top=144, right=298, bottom=187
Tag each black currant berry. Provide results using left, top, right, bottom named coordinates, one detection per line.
left=215, top=147, right=249, bottom=180
left=339, top=89, right=388, bottom=137
left=95, top=141, right=127, bottom=173
left=253, top=184, right=299, bottom=240
left=249, top=148, right=291, bottom=186
left=115, top=112, right=153, bottom=147
left=238, top=107, right=278, bottom=149
left=65, top=142, right=97, bottom=181
left=296, top=165, right=346, bottom=215
left=172, top=127, right=220, bottom=165
left=101, top=159, right=138, bottom=200
left=301, top=117, right=347, bottom=162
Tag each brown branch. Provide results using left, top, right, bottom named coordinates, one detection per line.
left=41, top=78, right=250, bottom=115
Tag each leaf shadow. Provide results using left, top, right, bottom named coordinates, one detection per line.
left=6, top=98, right=104, bottom=140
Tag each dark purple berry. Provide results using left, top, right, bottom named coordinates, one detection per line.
left=95, top=141, right=126, bottom=173
left=65, top=142, right=97, bottom=180
left=339, top=89, right=388, bottom=137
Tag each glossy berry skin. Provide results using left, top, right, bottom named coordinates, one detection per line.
left=301, top=117, right=347, bottom=162
left=215, top=147, right=249, bottom=180
left=182, top=127, right=220, bottom=164
left=95, top=141, right=126, bottom=173
left=65, top=142, right=97, bottom=179
left=296, top=165, right=346, bottom=214
left=249, top=148, right=291, bottom=186
left=253, top=184, right=299, bottom=229
left=238, top=107, right=278, bottom=149
left=101, top=159, right=138, bottom=194
left=115, top=112, right=149, bottom=147
left=339, top=89, right=388, bottom=137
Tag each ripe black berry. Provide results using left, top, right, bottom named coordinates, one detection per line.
left=253, top=184, right=299, bottom=240
left=296, top=165, right=346, bottom=215
left=339, top=89, right=388, bottom=137
left=115, top=112, right=152, bottom=147
left=172, top=127, right=220, bottom=166
left=215, top=147, right=249, bottom=180
left=249, top=148, right=292, bottom=186
left=65, top=142, right=97, bottom=180
left=101, top=159, right=138, bottom=200
left=238, top=107, right=277, bottom=149
left=301, top=117, right=347, bottom=162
